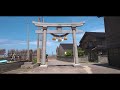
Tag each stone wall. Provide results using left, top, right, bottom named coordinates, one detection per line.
left=57, top=56, right=74, bottom=62
left=79, top=55, right=108, bottom=63
left=57, top=55, right=108, bottom=63
left=98, top=55, right=108, bottom=63
left=57, top=56, right=88, bottom=63
left=104, top=17, right=120, bottom=67
left=79, top=56, right=89, bottom=63
left=0, top=61, right=24, bottom=73
left=108, top=48, right=120, bottom=67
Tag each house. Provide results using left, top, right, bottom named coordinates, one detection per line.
left=104, top=16, right=120, bottom=67
left=79, top=32, right=107, bottom=54
left=56, top=43, right=73, bottom=56
left=56, top=43, right=80, bottom=56
left=79, top=32, right=107, bottom=62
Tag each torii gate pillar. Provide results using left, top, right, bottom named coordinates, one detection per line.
left=72, top=26, right=80, bottom=66
left=41, top=26, right=47, bottom=66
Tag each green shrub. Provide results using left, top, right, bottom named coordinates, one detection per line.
left=64, top=50, right=73, bottom=56
left=64, top=48, right=85, bottom=57
left=78, top=48, right=85, bottom=57
left=32, top=58, right=37, bottom=64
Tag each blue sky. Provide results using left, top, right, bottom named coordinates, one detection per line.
left=0, top=16, right=105, bottom=55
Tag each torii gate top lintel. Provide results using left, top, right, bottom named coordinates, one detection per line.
left=32, top=21, right=85, bottom=27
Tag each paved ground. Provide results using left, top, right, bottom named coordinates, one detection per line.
left=3, top=59, right=120, bottom=74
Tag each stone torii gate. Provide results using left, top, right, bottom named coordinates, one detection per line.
left=32, top=21, right=85, bottom=67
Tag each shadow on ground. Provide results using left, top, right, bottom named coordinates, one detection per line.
left=93, top=63, right=120, bottom=70
left=48, top=64, right=74, bottom=67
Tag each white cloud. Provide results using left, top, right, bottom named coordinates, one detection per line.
left=0, top=39, right=8, bottom=42
left=90, top=28, right=105, bottom=32
left=46, top=40, right=60, bottom=47
left=0, top=39, right=40, bottom=46
left=29, top=41, right=37, bottom=45
left=19, top=41, right=26, bottom=45
left=46, top=41, right=53, bottom=46
left=20, top=40, right=43, bottom=46
left=0, top=39, right=26, bottom=45
left=76, top=33, right=85, bottom=38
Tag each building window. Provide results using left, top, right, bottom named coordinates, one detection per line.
left=88, top=41, right=94, bottom=48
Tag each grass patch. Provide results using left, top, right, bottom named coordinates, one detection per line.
left=32, top=58, right=37, bottom=64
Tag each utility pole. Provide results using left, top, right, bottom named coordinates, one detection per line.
left=37, top=17, right=40, bottom=64
left=40, top=16, right=43, bottom=56
left=52, top=51, right=53, bottom=56
left=42, top=16, right=44, bottom=22
left=27, top=22, right=30, bottom=61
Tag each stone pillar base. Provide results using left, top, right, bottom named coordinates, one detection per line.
left=21, top=63, right=39, bottom=69
left=24, top=62, right=33, bottom=64
left=40, top=65, right=48, bottom=67
left=73, top=64, right=81, bottom=67
left=37, top=63, right=41, bottom=66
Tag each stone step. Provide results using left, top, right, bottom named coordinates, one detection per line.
left=24, top=62, right=33, bottom=65
left=21, top=64, right=39, bottom=69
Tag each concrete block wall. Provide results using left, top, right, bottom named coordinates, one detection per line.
left=57, top=56, right=74, bottom=62
left=98, top=55, right=108, bottom=63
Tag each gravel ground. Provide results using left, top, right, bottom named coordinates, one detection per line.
left=23, top=66, right=86, bottom=74
left=3, top=59, right=120, bottom=74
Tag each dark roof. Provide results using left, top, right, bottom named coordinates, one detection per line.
left=92, top=45, right=107, bottom=51
left=88, top=32, right=105, bottom=38
left=59, top=43, right=80, bottom=50
left=60, top=43, right=73, bottom=50
left=80, top=32, right=105, bottom=43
